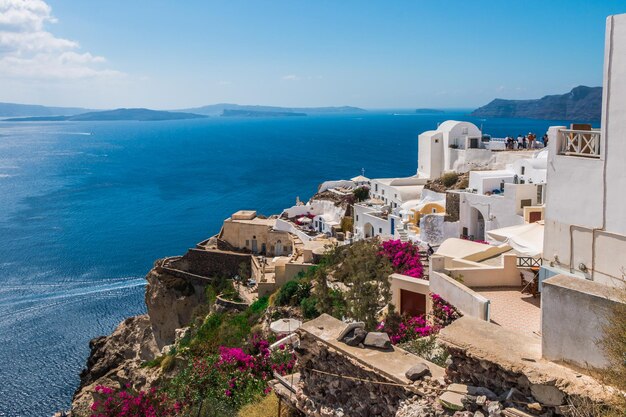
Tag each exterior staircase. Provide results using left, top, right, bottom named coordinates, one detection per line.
left=396, top=227, right=409, bottom=243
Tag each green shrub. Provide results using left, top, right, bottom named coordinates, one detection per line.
left=141, top=354, right=165, bottom=368
left=353, top=186, right=370, bottom=202
left=276, top=279, right=311, bottom=306
left=300, top=297, right=319, bottom=319
left=249, top=296, right=269, bottom=315
left=441, top=172, right=459, bottom=188
left=160, top=355, right=176, bottom=372
left=340, top=216, right=354, bottom=233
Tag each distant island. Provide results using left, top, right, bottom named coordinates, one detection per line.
left=179, top=103, right=366, bottom=116
left=0, top=102, right=92, bottom=117
left=471, top=86, right=602, bottom=121
left=415, top=108, right=444, bottom=114
left=5, top=108, right=207, bottom=122
left=221, top=109, right=306, bottom=117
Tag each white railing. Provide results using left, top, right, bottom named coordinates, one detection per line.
left=559, top=129, right=601, bottom=158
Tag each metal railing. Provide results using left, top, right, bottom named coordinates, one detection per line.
left=558, top=129, right=601, bottom=158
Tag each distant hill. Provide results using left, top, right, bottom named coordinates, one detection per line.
left=5, top=108, right=208, bottom=122
left=221, top=109, right=306, bottom=117
left=0, top=102, right=92, bottom=117
left=179, top=103, right=366, bottom=116
left=415, top=108, right=444, bottom=114
left=471, top=86, right=602, bottom=121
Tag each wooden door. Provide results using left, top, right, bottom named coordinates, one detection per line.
left=400, top=290, right=426, bottom=317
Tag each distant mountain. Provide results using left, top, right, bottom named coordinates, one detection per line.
left=221, top=109, right=306, bottom=117
left=0, top=102, right=92, bottom=117
left=179, top=103, right=366, bottom=116
left=471, top=86, right=602, bottom=121
left=415, top=108, right=444, bottom=114
left=5, top=108, right=208, bottom=122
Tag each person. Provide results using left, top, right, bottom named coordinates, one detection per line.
left=528, top=132, right=535, bottom=149
left=427, top=244, right=435, bottom=257
left=543, top=133, right=549, bottom=147
left=523, top=135, right=528, bottom=149
left=517, top=134, right=524, bottom=149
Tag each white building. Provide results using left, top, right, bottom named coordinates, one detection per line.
left=539, top=14, right=626, bottom=370
left=417, top=120, right=540, bottom=180
left=446, top=168, right=544, bottom=242
left=369, top=176, right=427, bottom=209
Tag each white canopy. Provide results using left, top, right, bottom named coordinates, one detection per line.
left=270, top=318, right=302, bottom=334
left=487, top=222, right=544, bottom=257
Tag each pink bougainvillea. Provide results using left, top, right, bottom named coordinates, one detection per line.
left=430, top=293, right=462, bottom=327
left=378, top=239, right=424, bottom=278
left=90, top=386, right=181, bottom=417
left=377, top=314, right=435, bottom=344
left=377, top=293, right=462, bottom=345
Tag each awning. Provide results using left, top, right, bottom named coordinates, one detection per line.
left=487, top=222, right=544, bottom=257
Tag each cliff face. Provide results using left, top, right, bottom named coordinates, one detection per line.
left=71, top=315, right=161, bottom=416
left=471, top=86, right=601, bottom=121
left=145, top=269, right=210, bottom=349
left=71, top=265, right=212, bottom=416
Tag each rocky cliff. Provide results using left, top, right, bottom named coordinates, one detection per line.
left=70, top=264, right=213, bottom=416
left=471, top=85, right=601, bottom=121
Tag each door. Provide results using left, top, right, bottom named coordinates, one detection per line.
left=529, top=211, right=542, bottom=223
left=251, top=239, right=258, bottom=253
left=400, top=290, right=426, bottom=317
left=275, top=240, right=283, bottom=255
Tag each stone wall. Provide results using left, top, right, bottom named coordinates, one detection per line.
left=296, top=330, right=411, bottom=417
left=445, top=192, right=460, bottom=222
left=171, top=248, right=251, bottom=278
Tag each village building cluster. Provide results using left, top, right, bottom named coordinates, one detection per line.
left=172, top=12, right=625, bottom=415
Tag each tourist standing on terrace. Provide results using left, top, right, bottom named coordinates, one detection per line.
left=517, top=134, right=524, bottom=149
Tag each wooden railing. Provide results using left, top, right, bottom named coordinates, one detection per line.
left=517, top=256, right=542, bottom=268
left=559, top=129, right=601, bottom=158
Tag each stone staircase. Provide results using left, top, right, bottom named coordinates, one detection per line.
left=396, top=227, right=409, bottom=243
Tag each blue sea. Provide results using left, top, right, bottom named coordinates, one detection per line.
left=0, top=111, right=575, bottom=416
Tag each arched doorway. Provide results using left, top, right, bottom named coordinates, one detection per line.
left=275, top=240, right=283, bottom=255
left=470, top=207, right=485, bottom=241
left=364, top=223, right=374, bottom=238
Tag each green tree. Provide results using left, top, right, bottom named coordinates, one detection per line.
left=333, top=240, right=392, bottom=328
left=353, top=186, right=370, bottom=202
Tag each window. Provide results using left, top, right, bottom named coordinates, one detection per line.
left=537, top=185, right=544, bottom=205
left=382, top=190, right=385, bottom=195
left=245, top=240, right=249, bottom=247
left=432, top=208, right=437, bottom=213
left=521, top=166, right=526, bottom=175
left=435, top=139, right=439, bottom=143
left=375, top=184, right=378, bottom=192
left=462, top=127, right=468, bottom=134
left=394, top=194, right=397, bottom=198
left=356, top=215, right=359, bottom=221
left=379, top=228, right=383, bottom=233
left=520, top=199, right=532, bottom=209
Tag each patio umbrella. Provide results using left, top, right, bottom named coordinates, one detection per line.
left=270, top=318, right=302, bottom=334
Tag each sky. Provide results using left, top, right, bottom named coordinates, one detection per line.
left=1, top=0, right=625, bottom=109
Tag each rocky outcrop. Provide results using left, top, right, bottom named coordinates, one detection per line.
left=71, top=258, right=215, bottom=416
left=145, top=268, right=210, bottom=348
left=71, top=315, right=161, bottom=417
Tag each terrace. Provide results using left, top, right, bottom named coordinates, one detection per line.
left=558, top=128, right=601, bottom=158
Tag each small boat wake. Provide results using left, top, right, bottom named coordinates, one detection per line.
left=0, top=278, right=146, bottom=315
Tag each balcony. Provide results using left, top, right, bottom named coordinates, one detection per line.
left=558, top=128, right=601, bottom=158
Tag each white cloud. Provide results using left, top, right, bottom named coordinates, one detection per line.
left=282, top=74, right=299, bottom=81
left=0, top=0, right=122, bottom=80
